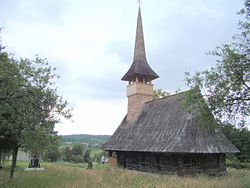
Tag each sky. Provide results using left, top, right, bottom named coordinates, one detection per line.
left=0, top=0, right=244, bottom=135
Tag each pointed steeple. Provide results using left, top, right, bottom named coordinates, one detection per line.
left=133, top=6, right=146, bottom=63
left=121, top=6, right=159, bottom=82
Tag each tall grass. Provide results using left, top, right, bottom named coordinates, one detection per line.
left=1, top=162, right=250, bottom=188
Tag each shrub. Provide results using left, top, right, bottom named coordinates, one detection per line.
left=226, top=159, right=250, bottom=169
left=71, top=155, right=83, bottom=163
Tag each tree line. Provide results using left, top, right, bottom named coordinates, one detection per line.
left=62, top=134, right=110, bottom=147
left=43, top=141, right=106, bottom=164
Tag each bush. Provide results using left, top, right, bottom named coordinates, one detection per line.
left=226, top=159, right=250, bottom=169
left=72, top=143, right=84, bottom=156
left=71, top=155, right=83, bottom=163
left=62, top=146, right=72, bottom=162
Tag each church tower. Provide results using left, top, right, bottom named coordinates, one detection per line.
left=122, top=6, right=159, bottom=122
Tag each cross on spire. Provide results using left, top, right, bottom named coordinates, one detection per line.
left=137, top=0, right=142, bottom=6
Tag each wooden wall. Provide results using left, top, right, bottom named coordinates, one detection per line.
left=114, top=151, right=226, bottom=176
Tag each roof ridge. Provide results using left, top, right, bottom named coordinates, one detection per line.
left=144, top=90, right=188, bottom=104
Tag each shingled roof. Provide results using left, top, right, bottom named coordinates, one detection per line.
left=102, top=91, right=239, bottom=153
left=121, top=7, right=159, bottom=81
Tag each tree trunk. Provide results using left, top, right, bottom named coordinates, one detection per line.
left=9, top=146, right=19, bottom=180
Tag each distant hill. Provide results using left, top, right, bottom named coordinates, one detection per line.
left=61, top=134, right=111, bottom=147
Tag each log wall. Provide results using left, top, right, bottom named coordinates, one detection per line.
left=113, top=151, right=226, bottom=176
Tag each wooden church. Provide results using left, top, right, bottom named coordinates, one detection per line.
left=102, top=6, right=239, bottom=176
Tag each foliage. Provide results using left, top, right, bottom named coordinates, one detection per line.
left=92, top=149, right=107, bottom=162
left=185, top=0, right=250, bottom=127
left=62, top=134, right=110, bottom=147
left=70, top=143, right=84, bottom=163
left=153, top=89, right=170, bottom=99
left=59, top=144, right=105, bottom=163
left=182, top=88, right=219, bottom=131
left=222, top=124, right=250, bottom=162
left=83, top=149, right=91, bottom=163
left=71, top=143, right=84, bottom=156
left=226, top=159, right=250, bottom=169
left=0, top=36, right=72, bottom=179
left=57, top=134, right=110, bottom=163
left=1, top=162, right=250, bottom=188
left=63, top=146, right=72, bottom=162
left=70, top=155, right=83, bottom=163
left=43, top=136, right=62, bottom=162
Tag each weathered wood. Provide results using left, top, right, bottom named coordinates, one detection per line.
left=103, top=92, right=239, bottom=154
left=115, top=151, right=226, bottom=176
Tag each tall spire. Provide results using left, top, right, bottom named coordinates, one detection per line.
left=133, top=6, right=146, bottom=63
left=122, top=4, right=159, bottom=122
left=121, top=6, right=159, bottom=82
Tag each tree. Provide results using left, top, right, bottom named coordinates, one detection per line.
left=83, top=149, right=91, bottom=163
left=70, top=143, right=84, bottom=163
left=0, top=38, right=71, bottom=179
left=93, top=150, right=107, bottom=163
left=185, top=0, right=250, bottom=127
left=71, top=143, right=84, bottom=156
left=63, top=146, right=72, bottom=162
left=153, top=89, right=170, bottom=99
left=43, top=135, right=62, bottom=162
left=221, top=124, right=250, bottom=162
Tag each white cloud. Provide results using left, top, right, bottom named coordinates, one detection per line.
left=55, top=98, right=127, bottom=135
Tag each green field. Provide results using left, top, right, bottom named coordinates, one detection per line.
left=1, top=162, right=250, bottom=188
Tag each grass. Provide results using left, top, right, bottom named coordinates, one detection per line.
left=1, top=162, right=250, bottom=188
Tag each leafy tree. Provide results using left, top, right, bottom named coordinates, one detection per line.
left=153, top=89, right=170, bottom=99
left=63, top=146, right=72, bottom=162
left=185, top=0, right=250, bottom=127
left=83, top=149, right=91, bottom=163
left=70, top=143, right=84, bottom=163
left=0, top=38, right=71, bottom=179
left=222, top=124, right=250, bottom=162
left=93, top=150, right=107, bottom=163
left=71, top=143, right=84, bottom=156
left=43, top=135, right=62, bottom=162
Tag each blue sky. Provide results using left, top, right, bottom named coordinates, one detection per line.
left=0, top=0, right=244, bottom=135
